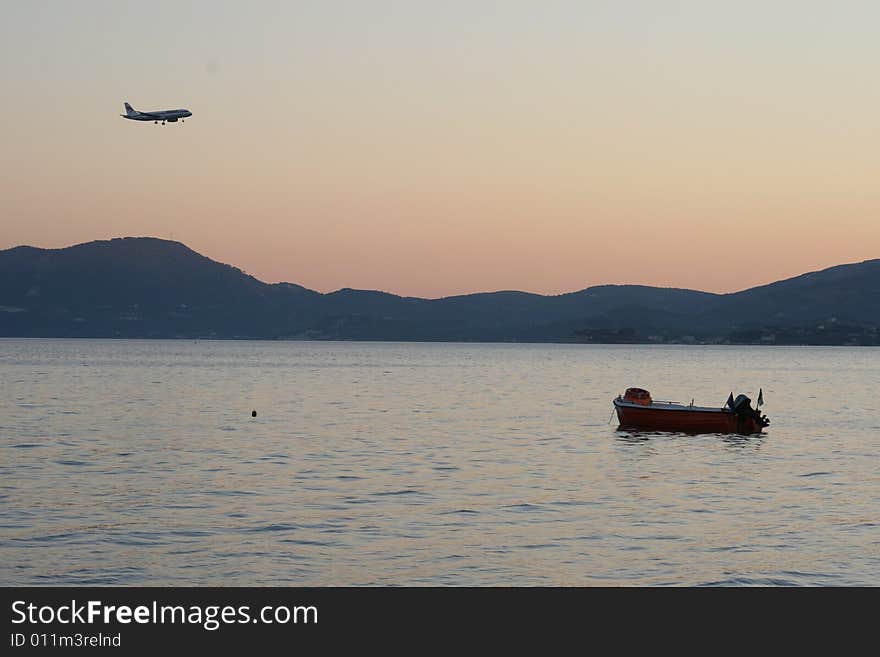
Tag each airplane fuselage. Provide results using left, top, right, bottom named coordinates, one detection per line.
left=121, top=103, right=192, bottom=124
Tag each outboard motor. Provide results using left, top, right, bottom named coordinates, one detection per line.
left=731, top=393, right=770, bottom=429
left=732, top=394, right=752, bottom=414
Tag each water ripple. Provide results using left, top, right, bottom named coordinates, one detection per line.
left=1, top=339, right=878, bottom=586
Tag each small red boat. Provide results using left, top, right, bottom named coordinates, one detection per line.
left=613, top=388, right=770, bottom=434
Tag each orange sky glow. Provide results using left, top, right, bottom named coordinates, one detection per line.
left=2, top=2, right=878, bottom=298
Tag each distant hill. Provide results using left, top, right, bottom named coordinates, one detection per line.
left=701, top=260, right=880, bottom=328
left=1, top=237, right=877, bottom=344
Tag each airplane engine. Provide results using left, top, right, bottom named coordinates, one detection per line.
left=168, top=118, right=178, bottom=122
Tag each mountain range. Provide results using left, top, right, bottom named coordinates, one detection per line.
left=1, top=237, right=878, bottom=344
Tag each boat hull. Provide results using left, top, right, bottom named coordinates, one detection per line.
left=613, top=399, right=764, bottom=434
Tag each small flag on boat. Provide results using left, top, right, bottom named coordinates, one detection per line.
left=757, top=388, right=764, bottom=407
left=726, top=392, right=735, bottom=409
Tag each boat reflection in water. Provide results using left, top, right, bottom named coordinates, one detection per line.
left=613, top=387, right=770, bottom=435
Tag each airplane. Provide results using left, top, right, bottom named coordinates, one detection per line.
left=120, top=102, right=192, bottom=125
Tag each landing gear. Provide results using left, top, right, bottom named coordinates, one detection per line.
left=154, top=121, right=158, bottom=124
left=161, top=121, right=166, bottom=125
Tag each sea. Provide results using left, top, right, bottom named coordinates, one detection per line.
left=1, top=339, right=877, bottom=586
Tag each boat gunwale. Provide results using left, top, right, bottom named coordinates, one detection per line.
left=613, top=398, right=733, bottom=414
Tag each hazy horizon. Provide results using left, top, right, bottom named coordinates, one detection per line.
left=5, top=234, right=877, bottom=300
left=3, top=1, right=879, bottom=297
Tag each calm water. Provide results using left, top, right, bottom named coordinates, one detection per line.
left=1, top=339, right=878, bottom=586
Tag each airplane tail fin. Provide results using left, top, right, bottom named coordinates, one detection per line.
left=124, top=102, right=137, bottom=116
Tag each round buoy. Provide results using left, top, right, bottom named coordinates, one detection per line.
left=251, top=410, right=257, bottom=417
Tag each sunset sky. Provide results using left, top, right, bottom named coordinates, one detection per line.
left=2, top=1, right=878, bottom=298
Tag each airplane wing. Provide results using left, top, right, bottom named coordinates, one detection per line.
left=138, top=111, right=166, bottom=119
